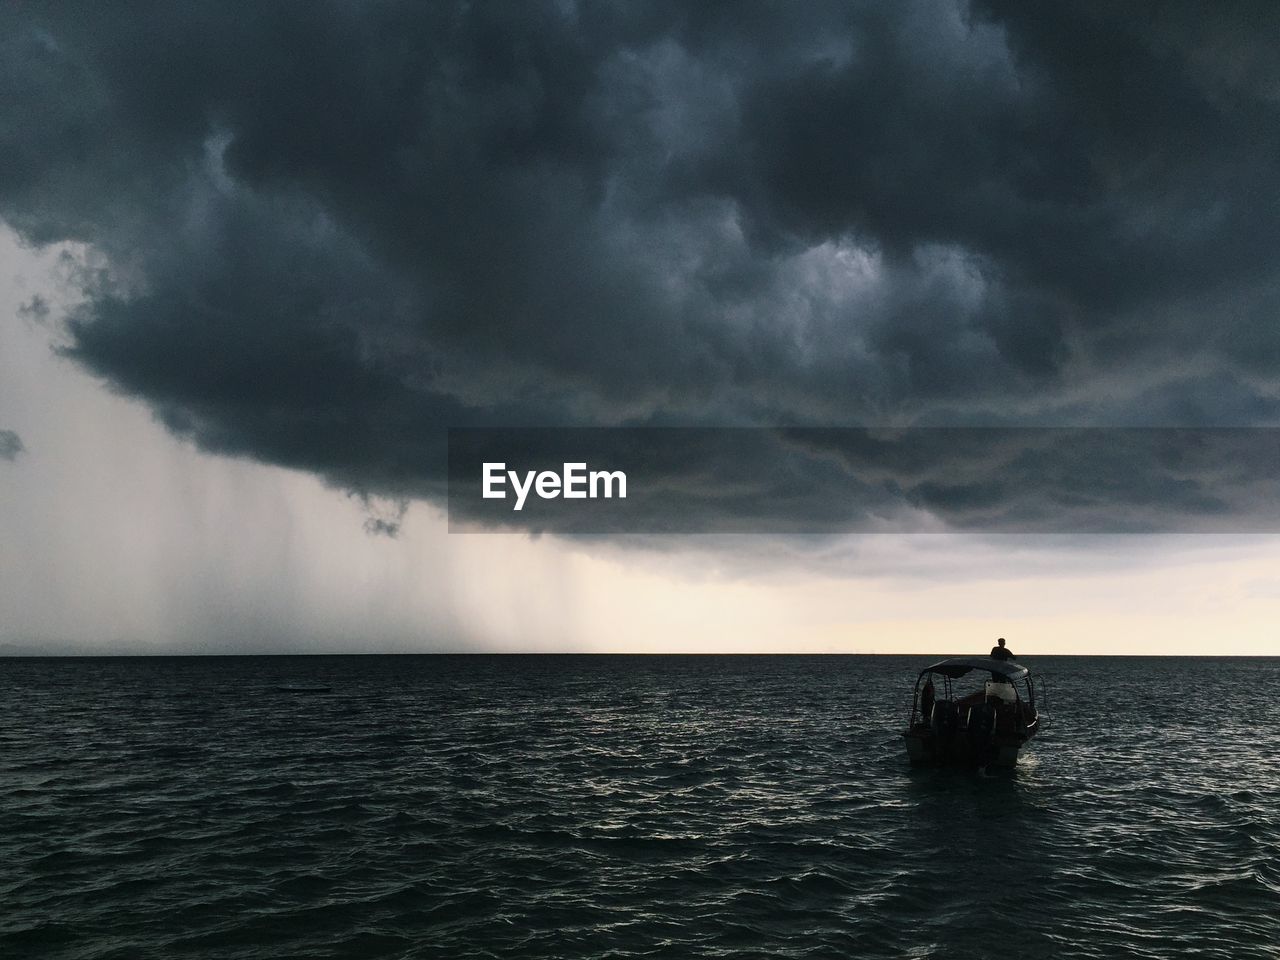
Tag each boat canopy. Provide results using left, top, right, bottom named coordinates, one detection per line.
left=919, top=657, right=1029, bottom=682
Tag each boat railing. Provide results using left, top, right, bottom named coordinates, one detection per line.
left=904, top=690, right=923, bottom=727
left=1031, top=673, right=1051, bottom=730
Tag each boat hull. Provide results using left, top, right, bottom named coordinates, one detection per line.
left=902, top=728, right=1030, bottom=769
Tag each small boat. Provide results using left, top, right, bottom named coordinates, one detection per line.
left=902, top=657, right=1045, bottom=769
left=274, top=684, right=333, bottom=694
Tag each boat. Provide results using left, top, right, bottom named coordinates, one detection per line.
left=902, top=657, right=1045, bottom=769
left=274, top=684, right=333, bottom=694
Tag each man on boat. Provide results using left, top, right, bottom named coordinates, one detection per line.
left=989, top=637, right=1015, bottom=661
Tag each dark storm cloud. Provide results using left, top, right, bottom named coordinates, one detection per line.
left=355, top=494, right=410, bottom=539
left=0, top=430, right=24, bottom=462
left=4, top=1, right=1280, bottom=523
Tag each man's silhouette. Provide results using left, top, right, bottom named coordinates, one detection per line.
left=990, top=637, right=1014, bottom=661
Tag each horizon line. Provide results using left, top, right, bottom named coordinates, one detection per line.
left=2, top=650, right=1278, bottom=658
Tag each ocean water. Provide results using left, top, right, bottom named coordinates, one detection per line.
left=2, top=655, right=1278, bottom=959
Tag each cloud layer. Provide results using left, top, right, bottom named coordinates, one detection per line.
left=4, top=1, right=1280, bottom=516
left=0, top=430, right=23, bottom=462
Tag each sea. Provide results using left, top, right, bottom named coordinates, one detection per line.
left=2, top=655, right=1278, bottom=959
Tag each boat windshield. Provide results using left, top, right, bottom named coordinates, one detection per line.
left=911, top=662, right=1036, bottom=728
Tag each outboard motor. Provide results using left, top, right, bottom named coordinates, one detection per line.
left=930, top=700, right=958, bottom=739
left=968, top=702, right=997, bottom=762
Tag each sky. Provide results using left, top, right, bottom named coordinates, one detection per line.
left=3, top=1, right=1280, bottom=655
